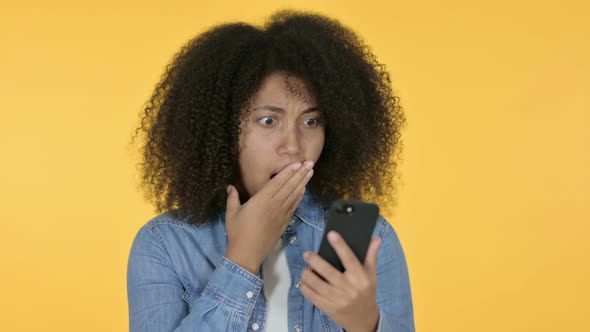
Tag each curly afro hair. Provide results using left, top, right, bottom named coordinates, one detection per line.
left=129, top=9, right=406, bottom=225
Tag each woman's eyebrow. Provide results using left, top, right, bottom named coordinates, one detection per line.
left=252, top=105, right=320, bottom=114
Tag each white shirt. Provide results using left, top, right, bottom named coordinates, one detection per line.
left=262, top=237, right=291, bottom=331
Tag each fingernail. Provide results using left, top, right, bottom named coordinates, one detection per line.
left=328, top=231, right=339, bottom=241
left=304, top=161, right=314, bottom=170
left=306, top=169, right=313, bottom=178
left=226, top=185, right=231, bottom=194
left=292, top=162, right=302, bottom=170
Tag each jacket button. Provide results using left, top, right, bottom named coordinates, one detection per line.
left=289, top=236, right=297, bottom=244
left=246, top=291, right=253, bottom=298
left=289, top=218, right=295, bottom=226
left=294, top=325, right=301, bottom=332
left=295, top=280, right=302, bottom=288
left=251, top=322, right=259, bottom=330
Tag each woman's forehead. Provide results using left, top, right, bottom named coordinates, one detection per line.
left=252, top=72, right=316, bottom=106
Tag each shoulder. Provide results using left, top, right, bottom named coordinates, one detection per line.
left=128, top=210, right=227, bottom=282
left=130, top=209, right=223, bottom=251
left=372, top=215, right=408, bottom=265
left=145, top=209, right=208, bottom=230
left=373, top=215, right=401, bottom=243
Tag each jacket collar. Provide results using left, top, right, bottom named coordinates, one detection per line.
left=294, top=187, right=325, bottom=230
left=218, top=188, right=326, bottom=234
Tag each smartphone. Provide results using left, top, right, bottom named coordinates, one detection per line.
left=314, top=199, right=379, bottom=277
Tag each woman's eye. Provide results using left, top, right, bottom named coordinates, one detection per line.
left=258, top=117, right=276, bottom=126
left=304, top=118, right=320, bottom=127
left=257, top=116, right=321, bottom=127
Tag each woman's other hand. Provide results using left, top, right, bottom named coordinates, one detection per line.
left=224, top=160, right=314, bottom=275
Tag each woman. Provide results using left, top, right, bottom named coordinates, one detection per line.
left=127, top=9, right=414, bottom=332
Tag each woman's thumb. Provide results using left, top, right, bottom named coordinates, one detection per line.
left=226, top=185, right=241, bottom=213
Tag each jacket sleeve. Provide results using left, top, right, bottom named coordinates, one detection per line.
left=127, top=224, right=264, bottom=332
left=374, top=220, right=415, bottom=332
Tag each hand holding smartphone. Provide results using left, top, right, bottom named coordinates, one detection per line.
left=315, top=199, right=379, bottom=276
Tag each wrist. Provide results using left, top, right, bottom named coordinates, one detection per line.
left=225, top=249, right=261, bottom=275
left=369, top=309, right=380, bottom=332
left=347, top=307, right=379, bottom=332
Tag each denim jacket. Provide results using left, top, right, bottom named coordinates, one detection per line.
left=127, top=189, right=415, bottom=332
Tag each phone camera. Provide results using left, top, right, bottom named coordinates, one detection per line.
left=335, top=202, right=355, bottom=214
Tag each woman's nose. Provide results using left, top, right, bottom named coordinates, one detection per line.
left=278, top=125, right=301, bottom=155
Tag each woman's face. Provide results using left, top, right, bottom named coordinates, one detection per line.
left=237, top=72, right=325, bottom=200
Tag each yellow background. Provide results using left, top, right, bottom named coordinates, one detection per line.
left=1, top=0, right=588, bottom=331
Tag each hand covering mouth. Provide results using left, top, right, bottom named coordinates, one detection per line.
left=270, top=162, right=302, bottom=179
